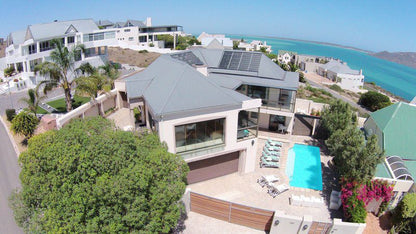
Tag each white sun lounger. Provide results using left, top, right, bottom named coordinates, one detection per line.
left=268, top=184, right=289, bottom=198
left=257, top=175, right=280, bottom=188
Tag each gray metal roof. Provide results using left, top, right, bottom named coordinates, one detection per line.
left=190, top=48, right=224, bottom=67
left=125, top=19, right=145, bottom=27
left=320, top=60, right=360, bottom=75
left=171, top=51, right=204, bottom=66
left=8, top=30, right=26, bottom=45
left=96, top=20, right=114, bottom=27
left=125, top=55, right=245, bottom=121
left=28, top=19, right=98, bottom=41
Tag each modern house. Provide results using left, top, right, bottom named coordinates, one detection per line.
left=317, top=60, right=364, bottom=92
left=364, top=102, right=416, bottom=206
left=115, top=47, right=299, bottom=183
left=2, top=19, right=117, bottom=90
left=97, top=18, right=184, bottom=48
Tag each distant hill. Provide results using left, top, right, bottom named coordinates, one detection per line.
left=371, top=51, right=416, bottom=69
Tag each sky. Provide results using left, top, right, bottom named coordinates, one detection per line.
left=1, top=0, right=415, bottom=52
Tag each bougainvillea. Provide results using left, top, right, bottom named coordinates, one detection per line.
left=340, top=178, right=394, bottom=222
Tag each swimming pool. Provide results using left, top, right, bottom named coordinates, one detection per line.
left=286, top=144, right=323, bottom=190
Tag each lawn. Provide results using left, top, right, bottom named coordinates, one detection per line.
left=36, top=107, right=48, bottom=114
left=47, top=95, right=91, bottom=113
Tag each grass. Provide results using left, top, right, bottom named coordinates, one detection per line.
left=297, top=85, right=335, bottom=104
left=47, top=95, right=91, bottom=113
left=36, top=107, right=48, bottom=114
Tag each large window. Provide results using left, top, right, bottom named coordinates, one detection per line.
left=237, top=110, right=258, bottom=141
left=139, top=36, right=147, bottom=42
left=28, top=44, right=36, bottom=54
left=67, top=36, right=75, bottom=44
left=175, top=118, right=225, bottom=153
left=83, top=31, right=115, bottom=42
left=237, top=85, right=296, bottom=112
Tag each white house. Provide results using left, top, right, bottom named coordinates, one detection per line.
left=2, top=19, right=117, bottom=91
left=115, top=47, right=299, bottom=183
left=317, top=60, right=364, bottom=92
left=197, top=32, right=233, bottom=49
left=238, top=40, right=272, bottom=53
left=100, top=18, right=184, bottom=48
left=278, top=51, right=297, bottom=64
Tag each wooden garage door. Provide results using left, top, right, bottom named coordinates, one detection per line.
left=187, top=152, right=239, bottom=184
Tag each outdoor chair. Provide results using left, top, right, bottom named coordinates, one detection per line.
left=267, top=184, right=289, bottom=198
left=263, top=147, right=281, bottom=157
left=257, top=175, right=280, bottom=188
left=267, top=138, right=283, bottom=147
left=261, top=153, right=280, bottom=162
left=260, top=157, right=280, bottom=168
left=264, top=143, right=281, bottom=152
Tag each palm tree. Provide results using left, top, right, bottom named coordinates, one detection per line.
left=99, top=62, right=120, bottom=89
left=20, top=84, right=45, bottom=115
left=34, top=39, right=84, bottom=112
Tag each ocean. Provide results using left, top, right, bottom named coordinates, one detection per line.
left=227, top=35, right=416, bottom=101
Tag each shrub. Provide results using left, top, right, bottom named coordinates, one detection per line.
left=149, top=43, right=154, bottom=47
left=330, top=84, right=343, bottom=92
left=6, top=109, right=16, bottom=121
left=11, top=111, right=39, bottom=138
left=359, top=91, right=392, bottom=111
left=4, top=66, right=15, bottom=77
left=139, top=50, right=148, bottom=53
left=299, top=72, right=306, bottom=83
left=392, top=193, right=416, bottom=233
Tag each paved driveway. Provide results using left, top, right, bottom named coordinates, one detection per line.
left=0, top=121, right=23, bottom=233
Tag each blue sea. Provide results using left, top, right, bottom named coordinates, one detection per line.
left=227, top=35, right=416, bottom=101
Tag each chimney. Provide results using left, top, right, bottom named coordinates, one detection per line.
left=146, top=17, right=152, bottom=27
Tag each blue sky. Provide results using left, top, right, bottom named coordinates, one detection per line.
left=1, top=0, right=415, bottom=52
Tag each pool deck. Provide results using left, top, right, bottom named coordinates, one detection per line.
left=188, top=131, right=343, bottom=223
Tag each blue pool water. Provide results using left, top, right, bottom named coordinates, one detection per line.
left=227, top=35, right=416, bottom=101
left=286, top=144, right=322, bottom=190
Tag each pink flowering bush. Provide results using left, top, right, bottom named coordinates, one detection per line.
left=340, top=178, right=394, bottom=222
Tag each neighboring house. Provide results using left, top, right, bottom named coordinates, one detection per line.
left=278, top=51, right=297, bottom=64
left=115, top=47, right=299, bottom=183
left=197, top=32, right=233, bottom=49
left=238, top=40, right=272, bottom=53
left=100, top=18, right=184, bottom=48
left=2, top=19, right=117, bottom=91
left=317, top=60, right=364, bottom=92
left=364, top=102, right=416, bottom=206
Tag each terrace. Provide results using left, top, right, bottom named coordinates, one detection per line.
left=187, top=132, right=342, bottom=222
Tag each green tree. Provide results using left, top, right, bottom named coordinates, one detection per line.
left=34, top=39, right=85, bottom=112
left=326, top=127, right=384, bottom=182
left=20, top=84, right=45, bottom=115
left=4, top=66, right=15, bottom=77
left=299, top=71, right=306, bottom=83
left=392, top=193, right=416, bottom=233
left=359, top=91, right=392, bottom=111
left=11, top=111, right=39, bottom=139
left=233, top=40, right=240, bottom=49
left=11, top=117, right=189, bottom=233
left=317, top=99, right=357, bottom=139
left=99, top=62, right=120, bottom=88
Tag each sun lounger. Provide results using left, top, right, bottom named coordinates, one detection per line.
left=267, top=184, right=289, bottom=198
left=257, top=175, right=280, bottom=187
left=267, top=138, right=283, bottom=147
left=290, top=194, right=303, bottom=206
left=261, top=153, right=280, bottom=162
left=263, top=147, right=281, bottom=157
left=329, top=190, right=342, bottom=210
left=264, top=143, right=281, bottom=152
left=260, top=157, right=280, bottom=168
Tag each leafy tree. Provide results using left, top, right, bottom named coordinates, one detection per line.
left=5, top=109, right=16, bottom=121
left=299, top=71, right=306, bottom=83
left=11, top=111, right=39, bottom=139
left=11, top=117, right=188, bottom=233
left=20, top=84, right=45, bottom=115
left=34, top=39, right=85, bottom=112
left=317, top=99, right=357, bottom=139
left=326, top=127, right=384, bottom=183
left=392, top=193, right=416, bottom=234
left=359, top=91, right=392, bottom=111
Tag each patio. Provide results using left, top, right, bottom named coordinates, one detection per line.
left=188, top=131, right=342, bottom=223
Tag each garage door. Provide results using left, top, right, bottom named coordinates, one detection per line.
left=187, top=151, right=239, bottom=184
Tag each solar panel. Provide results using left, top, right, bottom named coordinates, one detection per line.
left=238, top=53, right=252, bottom=71
left=171, top=51, right=204, bottom=66
left=218, top=51, right=262, bottom=72
left=218, top=51, right=232, bottom=69
left=228, top=52, right=242, bottom=70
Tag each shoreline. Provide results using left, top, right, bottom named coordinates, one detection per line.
left=225, top=33, right=373, bottom=54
